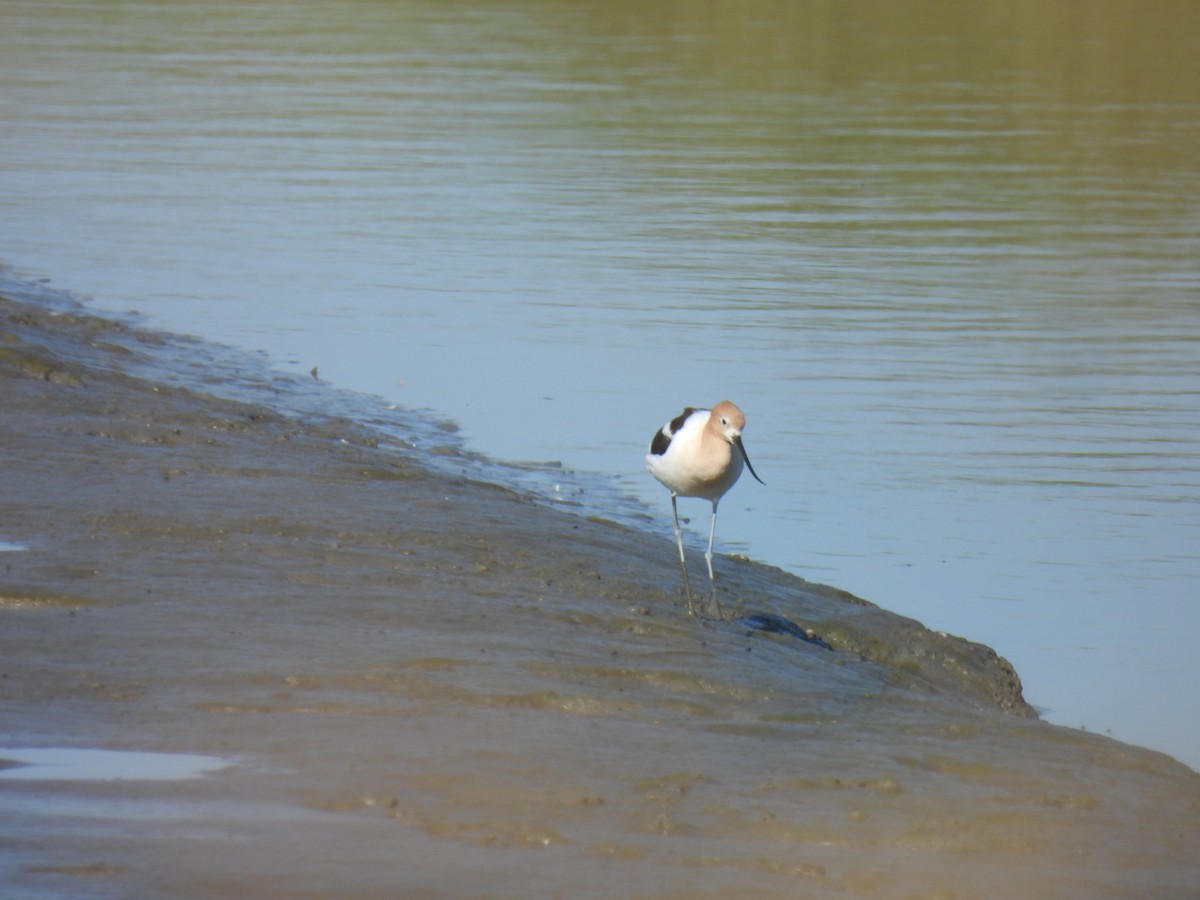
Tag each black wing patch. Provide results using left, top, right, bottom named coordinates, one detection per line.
left=649, top=427, right=672, bottom=456
left=649, top=407, right=697, bottom=457
left=669, top=407, right=696, bottom=434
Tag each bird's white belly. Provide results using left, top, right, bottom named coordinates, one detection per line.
left=647, top=444, right=743, bottom=501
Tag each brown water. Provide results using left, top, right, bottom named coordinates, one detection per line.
left=2, top=0, right=1198, bottom=774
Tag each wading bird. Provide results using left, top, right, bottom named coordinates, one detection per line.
left=646, top=401, right=764, bottom=615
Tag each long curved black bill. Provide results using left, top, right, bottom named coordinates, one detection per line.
left=734, top=436, right=765, bottom=485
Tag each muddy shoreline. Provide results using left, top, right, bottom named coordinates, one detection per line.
left=2, top=290, right=1197, bottom=898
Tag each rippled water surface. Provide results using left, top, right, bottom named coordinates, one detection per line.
left=2, top=0, right=1198, bottom=769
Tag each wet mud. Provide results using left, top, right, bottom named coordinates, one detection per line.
left=1, top=292, right=1197, bottom=898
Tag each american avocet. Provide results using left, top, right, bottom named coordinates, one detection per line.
left=646, top=401, right=764, bottom=614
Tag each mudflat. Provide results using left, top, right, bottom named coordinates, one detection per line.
left=1, top=291, right=1197, bottom=899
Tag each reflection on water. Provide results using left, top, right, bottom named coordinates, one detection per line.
left=0, top=748, right=229, bottom=782
left=1, top=0, right=1198, bottom=769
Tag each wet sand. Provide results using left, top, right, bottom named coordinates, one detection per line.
left=1, top=290, right=1197, bottom=899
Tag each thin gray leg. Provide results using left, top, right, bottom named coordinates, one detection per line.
left=704, top=499, right=720, bottom=581
left=671, top=494, right=695, bottom=615
left=705, top=499, right=723, bottom=619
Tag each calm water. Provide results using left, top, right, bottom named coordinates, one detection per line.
left=2, top=0, right=1198, bottom=770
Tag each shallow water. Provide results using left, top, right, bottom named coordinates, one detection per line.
left=2, top=0, right=1198, bottom=772
left=0, top=748, right=229, bottom=782
left=2, top=302, right=1196, bottom=898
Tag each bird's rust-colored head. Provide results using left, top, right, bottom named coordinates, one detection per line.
left=709, top=400, right=764, bottom=485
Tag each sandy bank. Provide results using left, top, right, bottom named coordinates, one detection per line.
left=1, top=291, right=1197, bottom=898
